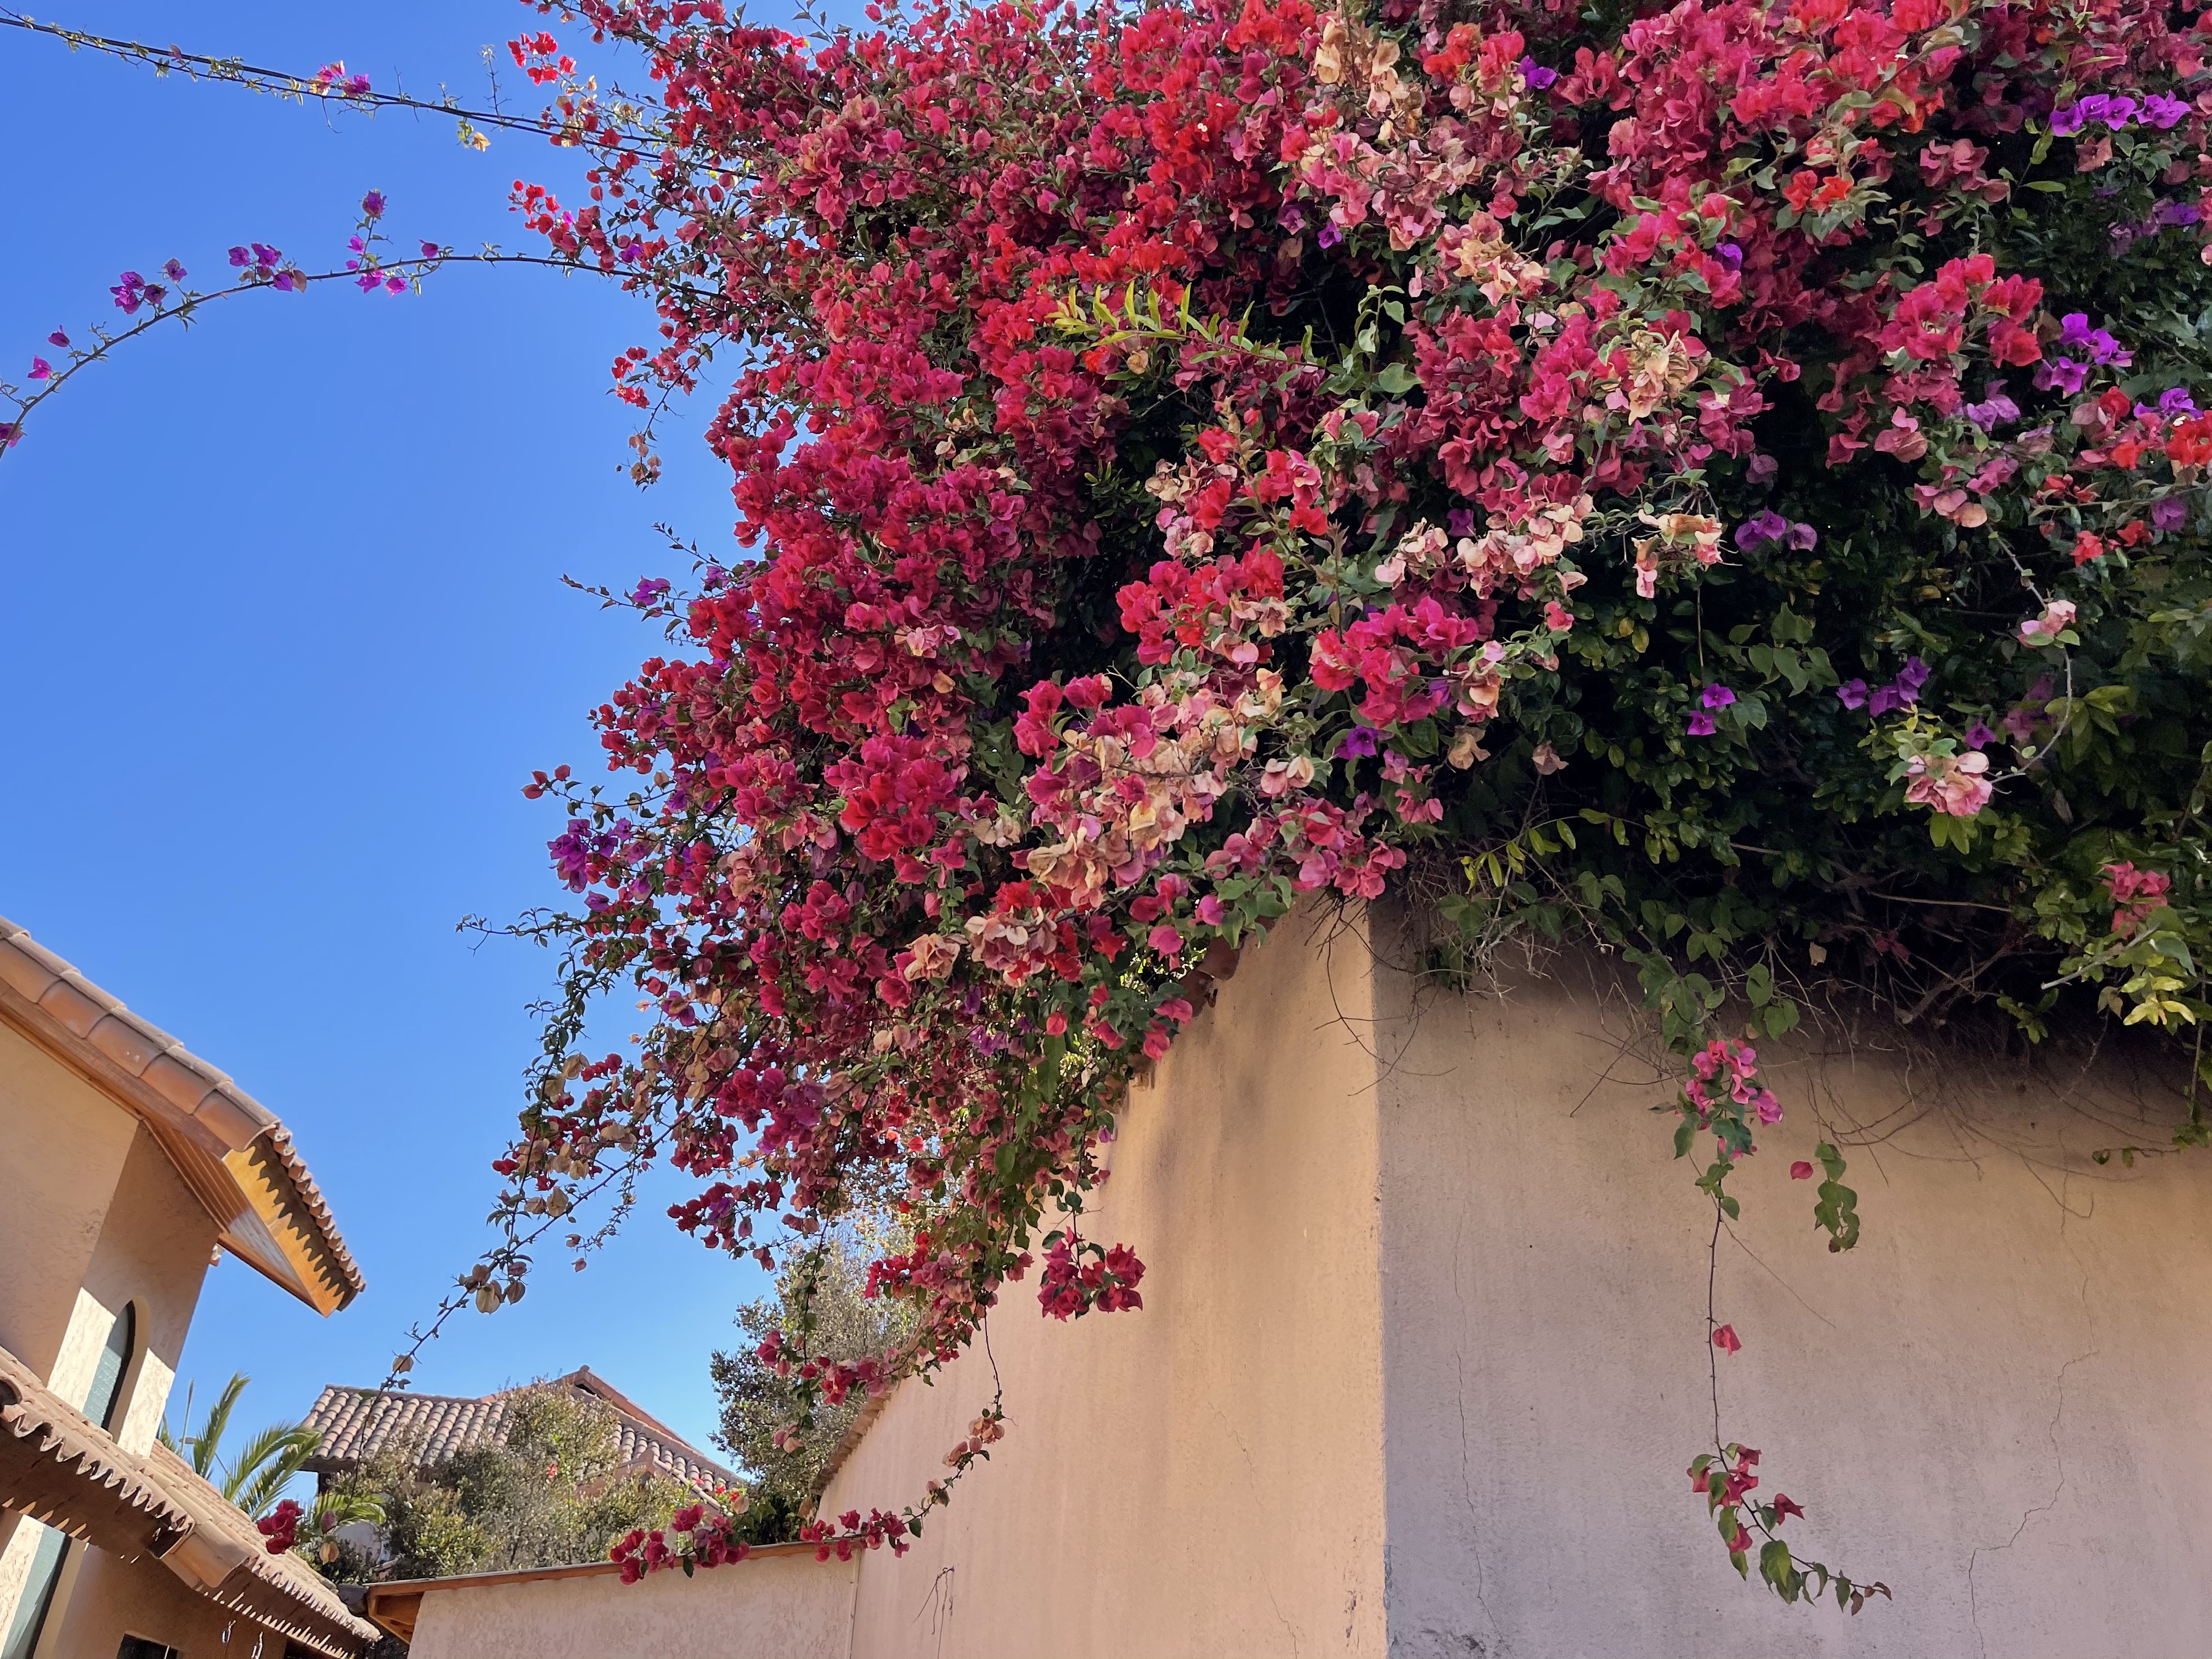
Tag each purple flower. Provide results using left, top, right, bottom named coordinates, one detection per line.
left=362, top=190, right=387, bottom=217
left=1867, top=685, right=1904, bottom=717
left=420, top=240, right=443, bottom=259
left=2154, top=199, right=2202, bottom=228
left=1335, top=724, right=1381, bottom=759
left=1701, top=683, right=1737, bottom=710
left=2152, top=496, right=2190, bottom=532
left=0, top=421, right=19, bottom=448
left=630, top=577, right=673, bottom=608
left=1686, top=710, right=1718, bottom=736
left=1747, top=452, right=1778, bottom=484
left=1276, top=202, right=1306, bottom=233
left=2034, top=357, right=2090, bottom=396
left=2100, top=95, right=2140, bottom=129
left=2073, top=94, right=2116, bottom=129
left=228, top=246, right=251, bottom=268
left=162, top=258, right=186, bottom=283
left=2145, top=93, right=2191, bottom=129
left=2056, top=313, right=2129, bottom=367
left=1716, top=241, right=1743, bottom=268
left=110, top=272, right=145, bottom=314
left=385, top=273, right=408, bottom=294
left=1787, top=521, right=1818, bottom=551
left=1519, top=57, right=1558, bottom=89
left=1735, top=509, right=1789, bottom=551
left=1317, top=221, right=1342, bottom=250
left=2159, top=386, right=2199, bottom=417
left=46, top=329, right=67, bottom=348
left=27, top=357, right=50, bottom=381
left=1836, top=679, right=1869, bottom=710
left=2050, top=102, right=2089, bottom=137
left=1963, top=719, right=1997, bottom=749
left=2002, top=704, right=2040, bottom=742
left=1965, top=382, right=2021, bottom=431
left=1894, top=656, right=1931, bottom=703
left=272, top=270, right=301, bottom=293
left=252, top=243, right=282, bottom=269
left=1447, top=507, right=1475, bottom=539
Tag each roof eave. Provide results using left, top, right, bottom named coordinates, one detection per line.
left=0, top=918, right=363, bottom=1312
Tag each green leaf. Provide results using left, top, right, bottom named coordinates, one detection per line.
left=1760, top=1538, right=1797, bottom=1599
left=1746, top=962, right=1774, bottom=1008
left=1373, top=362, right=1418, bottom=395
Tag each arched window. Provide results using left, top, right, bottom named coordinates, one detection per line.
left=1, top=1303, right=138, bottom=1659
left=84, top=1301, right=135, bottom=1431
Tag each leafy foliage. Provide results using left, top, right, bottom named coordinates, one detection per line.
left=332, top=1386, right=689, bottom=1582
left=710, top=1231, right=919, bottom=1540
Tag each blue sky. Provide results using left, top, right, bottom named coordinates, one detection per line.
left=0, top=3, right=777, bottom=1462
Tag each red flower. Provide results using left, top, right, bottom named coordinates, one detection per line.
left=1712, top=1324, right=1742, bottom=1355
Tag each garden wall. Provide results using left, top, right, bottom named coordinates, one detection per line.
left=817, top=904, right=2212, bottom=1657
left=1371, top=923, right=2212, bottom=1657
left=394, top=1549, right=859, bottom=1658
left=819, top=901, right=1392, bottom=1659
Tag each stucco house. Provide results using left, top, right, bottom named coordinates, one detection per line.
left=358, top=906, right=2212, bottom=1658
left=0, top=916, right=380, bottom=1658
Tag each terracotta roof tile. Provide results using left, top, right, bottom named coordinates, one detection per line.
left=303, top=1375, right=733, bottom=1489
left=0, top=1344, right=377, bottom=1657
left=0, top=1345, right=194, bottom=1560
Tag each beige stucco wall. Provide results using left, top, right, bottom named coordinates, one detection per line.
left=79, top=1126, right=215, bottom=1454
left=820, top=905, right=1391, bottom=1659
left=1372, top=934, right=2212, bottom=1657
left=1, top=1039, right=217, bottom=1652
left=38, top=1544, right=291, bottom=1659
left=405, top=1554, right=859, bottom=1659
left=376, top=908, right=2212, bottom=1658
left=0, top=1022, right=138, bottom=1379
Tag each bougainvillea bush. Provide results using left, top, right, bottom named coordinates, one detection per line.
left=20, top=0, right=2212, bottom=1609
left=484, top=0, right=2212, bottom=1601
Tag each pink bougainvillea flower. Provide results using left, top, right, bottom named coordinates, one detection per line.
left=1790, top=1161, right=1814, bottom=1180
left=27, top=358, right=50, bottom=381
left=1712, top=1324, right=1742, bottom=1355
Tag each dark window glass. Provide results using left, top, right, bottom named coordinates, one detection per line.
left=116, top=1638, right=179, bottom=1659
left=0, top=1526, right=67, bottom=1659
left=83, top=1302, right=135, bottom=1430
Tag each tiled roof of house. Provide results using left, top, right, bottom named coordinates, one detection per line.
left=147, top=1441, right=384, bottom=1657
left=302, top=1368, right=734, bottom=1489
left=0, top=1342, right=380, bottom=1657
left=0, top=915, right=363, bottom=1313
left=0, top=1344, right=194, bottom=1563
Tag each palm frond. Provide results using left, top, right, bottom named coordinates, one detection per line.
left=223, top=1422, right=323, bottom=1516
left=190, top=1373, right=250, bottom=1479
left=312, top=1489, right=386, bottom=1531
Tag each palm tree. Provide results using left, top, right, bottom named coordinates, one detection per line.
left=159, top=1373, right=324, bottom=1519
